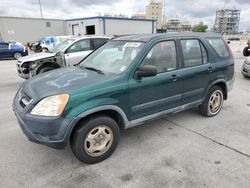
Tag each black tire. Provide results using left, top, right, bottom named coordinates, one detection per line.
left=13, top=52, right=22, bottom=60
left=243, top=47, right=250, bottom=57
left=71, top=115, right=120, bottom=164
left=38, top=66, right=55, bottom=74
left=200, top=86, right=224, bottom=117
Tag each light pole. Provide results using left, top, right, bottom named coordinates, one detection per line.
left=38, top=0, right=43, bottom=18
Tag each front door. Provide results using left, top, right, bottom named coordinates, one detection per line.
left=129, top=40, right=183, bottom=121
left=64, top=39, right=93, bottom=66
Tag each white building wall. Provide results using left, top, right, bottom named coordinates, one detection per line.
left=0, top=16, right=156, bottom=42
left=0, top=17, right=66, bottom=42
left=66, top=18, right=155, bottom=36
left=105, top=19, right=154, bottom=35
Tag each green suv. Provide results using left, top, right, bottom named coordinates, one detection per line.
left=13, top=33, right=234, bottom=164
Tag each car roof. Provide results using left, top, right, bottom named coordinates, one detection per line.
left=73, top=35, right=113, bottom=41
left=113, top=32, right=222, bottom=42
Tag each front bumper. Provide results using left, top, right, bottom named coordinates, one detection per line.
left=242, top=63, right=250, bottom=77
left=12, top=89, right=77, bottom=149
left=16, top=61, right=30, bottom=79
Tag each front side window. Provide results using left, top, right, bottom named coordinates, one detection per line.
left=0, top=43, right=9, bottom=49
left=80, top=41, right=145, bottom=74
left=67, top=39, right=91, bottom=53
left=141, top=41, right=177, bottom=73
left=208, top=38, right=229, bottom=58
left=181, top=39, right=208, bottom=68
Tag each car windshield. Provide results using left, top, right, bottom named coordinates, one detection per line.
left=80, top=40, right=145, bottom=74
left=50, top=39, right=75, bottom=53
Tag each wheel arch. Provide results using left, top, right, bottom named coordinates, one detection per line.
left=67, top=105, right=130, bottom=144
left=36, top=62, right=61, bottom=74
left=205, top=79, right=228, bottom=100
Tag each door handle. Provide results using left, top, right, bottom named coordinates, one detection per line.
left=208, top=67, right=213, bottom=73
left=171, top=74, right=178, bottom=82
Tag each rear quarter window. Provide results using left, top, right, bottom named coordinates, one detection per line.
left=207, top=38, right=230, bottom=58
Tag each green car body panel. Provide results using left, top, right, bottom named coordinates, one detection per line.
left=13, top=33, right=234, bottom=149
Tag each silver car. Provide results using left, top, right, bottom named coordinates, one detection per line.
left=16, top=36, right=112, bottom=79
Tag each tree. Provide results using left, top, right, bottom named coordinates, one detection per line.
left=192, top=22, right=208, bottom=32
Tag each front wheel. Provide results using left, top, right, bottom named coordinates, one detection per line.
left=71, top=115, right=120, bottom=164
left=200, top=86, right=224, bottom=117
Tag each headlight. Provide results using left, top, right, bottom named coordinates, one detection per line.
left=31, top=94, right=69, bottom=116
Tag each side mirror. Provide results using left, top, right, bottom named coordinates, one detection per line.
left=135, top=65, right=157, bottom=79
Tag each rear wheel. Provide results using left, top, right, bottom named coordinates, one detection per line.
left=71, top=115, right=120, bottom=164
left=200, top=86, right=224, bottom=117
left=13, top=52, right=22, bottom=60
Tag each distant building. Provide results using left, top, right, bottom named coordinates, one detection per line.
left=213, top=8, right=240, bottom=34
left=163, top=17, right=181, bottom=32
left=181, top=22, right=192, bottom=32
left=131, top=14, right=146, bottom=19
left=146, top=0, right=162, bottom=30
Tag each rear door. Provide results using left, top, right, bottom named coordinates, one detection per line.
left=180, top=38, right=214, bottom=105
left=64, top=39, right=93, bottom=66
left=0, top=43, right=11, bottom=58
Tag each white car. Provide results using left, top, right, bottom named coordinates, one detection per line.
left=16, top=36, right=112, bottom=79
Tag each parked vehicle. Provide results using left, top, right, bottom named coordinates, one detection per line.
left=30, top=36, right=71, bottom=52
left=0, top=41, right=28, bottom=59
left=13, top=33, right=235, bottom=164
left=242, top=57, right=250, bottom=78
left=32, top=42, right=43, bottom=53
left=16, top=36, right=112, bottom=79
left=243, top=39, right=250, bottom=57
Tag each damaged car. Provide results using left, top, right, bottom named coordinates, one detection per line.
left=16, top=36, right=112, bottom=79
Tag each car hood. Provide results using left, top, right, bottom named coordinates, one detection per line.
left=19, top=52, right=56, bottom=62
left=22, top=67, right=115, bottom=100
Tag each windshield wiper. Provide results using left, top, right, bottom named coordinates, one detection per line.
left=83, top=66, right=105, bottom=75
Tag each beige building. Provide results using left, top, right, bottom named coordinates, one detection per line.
left=146, top=0, right=163, bottom=30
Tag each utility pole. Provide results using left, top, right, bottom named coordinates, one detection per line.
left=38, top=0, right=43, bottom=18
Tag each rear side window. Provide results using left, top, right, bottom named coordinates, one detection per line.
left=208, top=38, right=229, bottom=58
left=181, top=39, right=208, bottom=68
